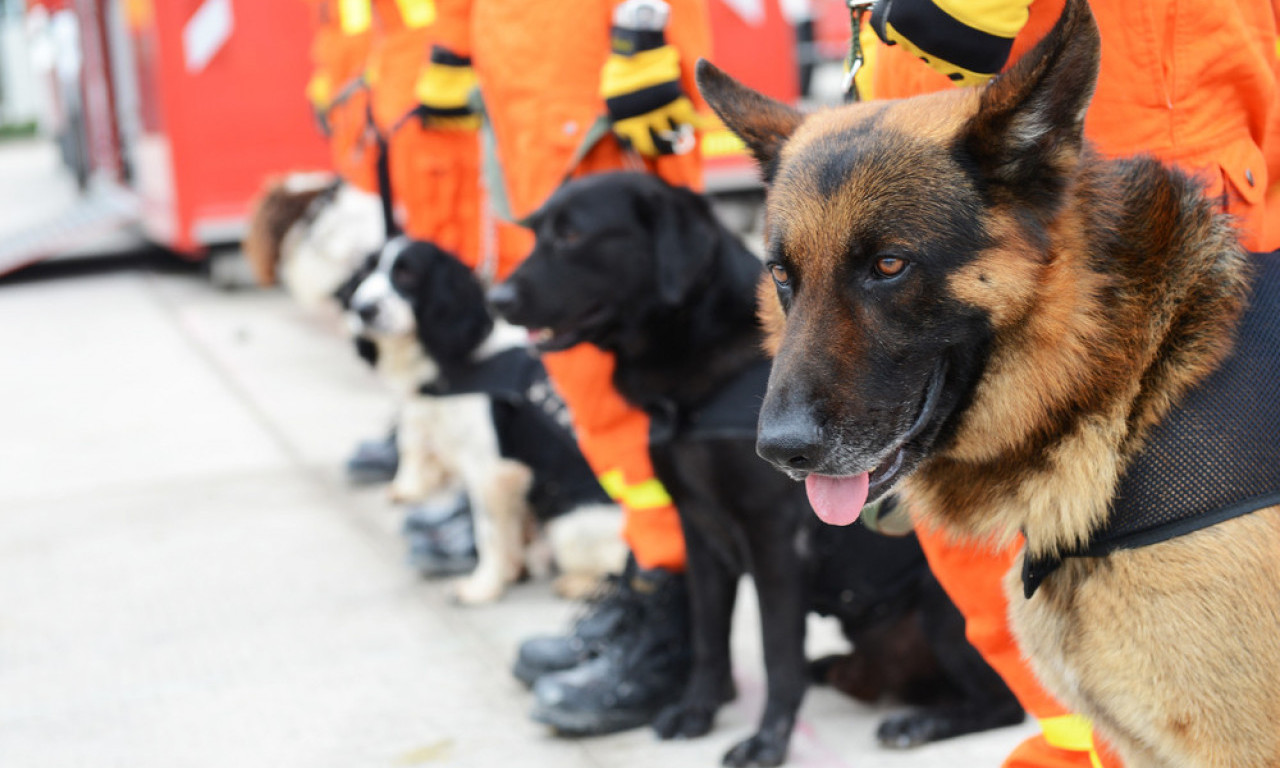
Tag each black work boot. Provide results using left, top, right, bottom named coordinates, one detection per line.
left=345, top=428, right=399, bottom=485
left=512, top=557, right=641, bottom=687
left=529, top=566, right=692, bottom=736
left=402, top=491, right=477, bottom=577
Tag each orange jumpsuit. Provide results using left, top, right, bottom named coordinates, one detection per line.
left=366, top=0, right=490, bottom=270
left=873, top=1, right=1280, bottom=766
left=304, top=0, right=378, bottom=193
left=430, top=0, right=714, bottom=570
left=308, top=0, right=515, bottom=275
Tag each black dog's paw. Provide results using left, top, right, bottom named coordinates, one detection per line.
left=652, top=701, right=717, bottom=740
left=721, top=733, right=788, bottom=767
left=876, top=701, right=1025, bottom=749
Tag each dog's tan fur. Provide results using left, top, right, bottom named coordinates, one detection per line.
left=699, top=0, right=1280, bottom=764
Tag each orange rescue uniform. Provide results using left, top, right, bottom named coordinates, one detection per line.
left=431, top=0, right=714, bottom=570
left=304, top=0, right=378, bottom=192
left=367, top=0, right=491, bottom=270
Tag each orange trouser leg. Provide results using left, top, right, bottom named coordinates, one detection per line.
left=540, top=342, right=685, bottom=573
left=914, top=526, right=1122, bottom=768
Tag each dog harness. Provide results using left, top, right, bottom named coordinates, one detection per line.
left=420, top=347, right=610, bottom=521
left=647, top=358, right=774, bottom=445
left=1023, top=251, right=1280, bottom=598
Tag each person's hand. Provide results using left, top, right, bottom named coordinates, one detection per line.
left=413, top=45, right=480, bottom=130
left=600, top=0, right=697, bottom=156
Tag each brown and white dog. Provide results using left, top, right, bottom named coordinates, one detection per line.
left=243, top=173, right=384, bottom=309
left=699, top=1, right=1280, bottom=765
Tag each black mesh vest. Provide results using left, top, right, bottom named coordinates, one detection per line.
left=420, top=347, right=610, bottom=521
left=1023, top=250, right=1280, bottom=598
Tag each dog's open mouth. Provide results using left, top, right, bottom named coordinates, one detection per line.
left=805, top=361, right=948, bottom=526
left=530, top=305, right=613, bottom=352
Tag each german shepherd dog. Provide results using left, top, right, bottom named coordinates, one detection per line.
left=489, top=172, right=1023, bottom=766
left=698, top=0, right=1280, bottom=765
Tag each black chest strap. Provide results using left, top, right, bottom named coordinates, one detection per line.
left=648, top=358, right=773, bottom=446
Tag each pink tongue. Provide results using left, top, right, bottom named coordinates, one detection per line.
left=805, top=473, right=870, bottom=526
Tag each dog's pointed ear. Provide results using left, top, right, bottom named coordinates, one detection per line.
left=696, top=59, right=803, bottom=185
left=962, top=0, right=1099, bottom=205
left=413, top=244, right=494, bottom=370
left=651, top=184, right=719, bottom=306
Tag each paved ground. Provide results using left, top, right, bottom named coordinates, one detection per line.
left=0, top=142, right=1036, bottom=768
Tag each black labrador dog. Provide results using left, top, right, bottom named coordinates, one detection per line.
left=489, top=172, right=1022, bottom=766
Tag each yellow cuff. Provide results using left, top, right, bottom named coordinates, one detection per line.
left=414, top=64, right=478, bottom=112
left=600, top=45, right=683, bottom=100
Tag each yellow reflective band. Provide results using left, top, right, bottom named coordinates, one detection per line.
left=883, top=21, right=993, bottom=87
left=1039, top=715, right=1104, bottom=768
left=701, top=128, right=745, bottom=158
left=414, top=63, right=478, bottom=111
left=596, top=471, right=674, bottom=510
left=395, top=0, right=436, bottom=28
left=621, top=478, right=673, bottom=509
left=598, top=469, right=627, bottom=500
left=596, top=465, right=627, bottom=501
left=339, top=0, right=372, bottom=34
left=600, top=45, right=683, bottom=100
left=306, top=73, right=334, bottom=109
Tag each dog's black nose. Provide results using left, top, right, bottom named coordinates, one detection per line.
left=487, top=282, right=521, bottom=318
left=757, top=418, right=825, bottom=471
left=356, top=304, right=377, bottom=324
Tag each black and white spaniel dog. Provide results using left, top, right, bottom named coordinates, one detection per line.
left=336, top=237, right=625, bottom=603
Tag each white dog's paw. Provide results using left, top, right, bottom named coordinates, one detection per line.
left=553, top=572, right=604, bottom=600
left=387, top=478, right=424, bottom=504
left=452, top=573, right=507, bottom=605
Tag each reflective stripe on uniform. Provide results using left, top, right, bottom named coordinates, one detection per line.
left=598, top=469, right=674, bottom=510
left=339, top=0, right=372, bottom=34
left=1039, top=715, right=1104, bottom=768
left=394, top=0, right=436, bottom=28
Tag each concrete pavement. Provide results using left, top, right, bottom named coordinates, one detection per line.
left=0, top=258, right=1037, bottom=768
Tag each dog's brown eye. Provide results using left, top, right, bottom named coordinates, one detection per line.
left=874, top=256, right=908, bottom=278
left=769, top=263, right=790, bottom=286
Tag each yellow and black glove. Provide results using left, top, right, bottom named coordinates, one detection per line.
left=599, top=0, right=698, bottom=157
left=413, top=45, right=480, bottom=130
left=868, top=0, right=1029, bottom=86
